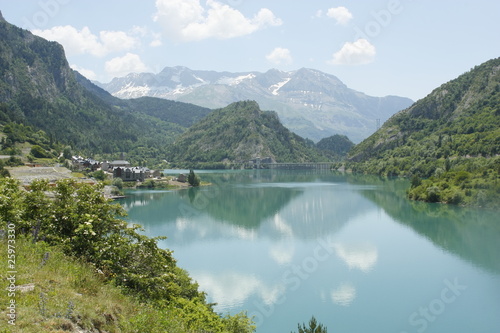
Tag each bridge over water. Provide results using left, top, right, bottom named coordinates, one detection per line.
left=262, top=162, right=334, bottom=170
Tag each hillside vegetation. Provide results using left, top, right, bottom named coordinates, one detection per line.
left=347, top=57, right=500, bottom=208
left=316, top=134, right=354, bottom=160
left=167, top=100, right=328, bottom=167
left=0, top=178, right=255, bottom=332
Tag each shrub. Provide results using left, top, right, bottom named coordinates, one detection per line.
left=427, top=186, right=441, bottom=203
left=112, top=177, right=123, bottom=189
left=30, top=144, right=50, bottom=158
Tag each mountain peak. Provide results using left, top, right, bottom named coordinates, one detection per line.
left=0, top=11, right=5, bottom=22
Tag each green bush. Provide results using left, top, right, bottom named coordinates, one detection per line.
left=426, top=186, right=441, bottom=203
left=30, top=144, right=51, bottom=158
left=112, top=177, right=123, bottom=189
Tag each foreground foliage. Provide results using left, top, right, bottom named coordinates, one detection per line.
left=0, top=178, right=255, bottom=332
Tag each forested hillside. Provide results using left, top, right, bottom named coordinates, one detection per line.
left=316, top=134, right=354, bottom=160
left=347, top=58, right=500, bottom=207
left=167, top=100, right=328, bottom=167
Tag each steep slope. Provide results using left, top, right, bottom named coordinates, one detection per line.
left=167, top=100, right=328, bottom=165
left=0, top=16, right=209, bottom=159
left=348, top=57, right=500, bottom=207
left=99, top=67, right=413, bottom=142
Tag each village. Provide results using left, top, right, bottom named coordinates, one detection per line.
left=6, top=155, right=197, bottom=195
left=71, top=156, right=155, bottom=182
left=70, top=156, right=197, bottom=186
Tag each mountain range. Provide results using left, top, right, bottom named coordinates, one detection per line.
left=98, top=66, right=414, bottom=143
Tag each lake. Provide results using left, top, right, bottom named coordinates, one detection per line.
left=120, top=170, right=500, bottom=333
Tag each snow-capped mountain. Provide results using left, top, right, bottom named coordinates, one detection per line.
left=98, top=66, right=413, bottom=142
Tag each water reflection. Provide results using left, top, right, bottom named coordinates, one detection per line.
left=122, top=171, right=376, bottom=242
left=330, top=282, right=357, bottom=306
left=192, top=271, right=284, bottom=312
left=333, top=242, right=378, bottom=273
left=119, top=171, right=500, bottom=333
left=352, top=175, right=500, bottom=274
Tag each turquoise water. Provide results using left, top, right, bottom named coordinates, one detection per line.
left=120, top=170, right=500, bottom=333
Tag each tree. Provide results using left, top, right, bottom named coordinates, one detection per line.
left=188, top=169, right=200, bottom=187
left=112, top=177, right=123, bottom=189
left=63, top=147, right=72, bottom=159
left=30, top=144, right=50, bottom=158
left=292, top=316, right=328, bottom=333
left=90, top=170, right=107, bottom=181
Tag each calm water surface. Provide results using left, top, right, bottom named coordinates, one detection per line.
left=120, top=170, right=500, bottom=333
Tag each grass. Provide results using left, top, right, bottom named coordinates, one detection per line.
left=0, top=236, right=192, bottom=332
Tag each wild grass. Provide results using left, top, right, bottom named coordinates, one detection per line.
left=0, top=236, right=184, bottom=332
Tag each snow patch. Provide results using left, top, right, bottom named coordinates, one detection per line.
left=115, top=85, right=151, bottom=99
left=216, top=73, right=256, bottom=85
left=269, top=78, right=291, bottom=96
left=193, top=75, right=207, bottom=84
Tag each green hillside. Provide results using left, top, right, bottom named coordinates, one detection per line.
left=316, top=134, right=354, bottom=160
left=167, top=100, right=328, bottom=167
left=0, top=16, right=209, bottom=164
left=347, top=57, right=500, bottom=207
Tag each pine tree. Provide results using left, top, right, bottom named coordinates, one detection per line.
left=292, top=316, right=327, bottom=333
left=187, top=169, right=200, bottom=187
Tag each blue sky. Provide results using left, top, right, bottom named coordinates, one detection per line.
left=1, top=0, right=499, bottom=100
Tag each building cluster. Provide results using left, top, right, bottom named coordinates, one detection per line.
left=71, top=156, right=151, bottom=182
left=71, top=156, right=101, bottom=171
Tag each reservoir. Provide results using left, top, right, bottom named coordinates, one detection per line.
left=120, top=170, right=500, bottom=333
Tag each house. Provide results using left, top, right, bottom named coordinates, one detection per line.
left=177, top=174, right=186, bottom=183
left=107, top=160, right=130, bottom=170
left=71, top=156, right=101, bottom=171
left=113, top=166, right=151, bottom=182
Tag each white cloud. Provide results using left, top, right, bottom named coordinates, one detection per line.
left=32, top=25, right=139, bottom=57
left=105, top=53, right=148, bottom=78
left=327, top=6, right=353, bottom=25
left=70, top=64, right=97, bottom=80
left=99, top=30, right=138, bottom=53
left=329, top=39, right=376, bottom=65
left=266, top=47, right=293, bottom=65
left=150, top=32, right=163, bottom=47
left=150, top=39, right=163, bottom=47
left=154, top=0, right=282, bottom=42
